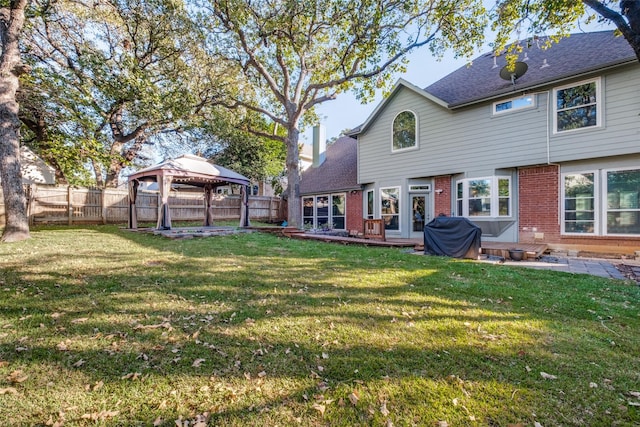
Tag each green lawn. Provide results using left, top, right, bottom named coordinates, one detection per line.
left=0, top=225, right=639, bottom=426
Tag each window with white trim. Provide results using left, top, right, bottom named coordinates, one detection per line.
left=606, top=169, right=640, bottom=235
left=392, top=111, right=417, bottom=151
left=456, top=177, right=511, bottom=217
left=302, top=194, right=347, bottom=230
left=380, top=187, right=400, bottom=231
left=493, top=95, right=535, bottom=115
left=553, top=78, right=601, bottom=133
left=562, top=173, right=596, bottom=234
left=366, top=190, right=374, bottom=219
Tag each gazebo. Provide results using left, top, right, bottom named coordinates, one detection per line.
left=127, top=154, right=251, bottom=230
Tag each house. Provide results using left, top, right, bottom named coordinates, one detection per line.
left=299, top=126, right=363, bottom=233
left=348, top=30, right=640, bottom=255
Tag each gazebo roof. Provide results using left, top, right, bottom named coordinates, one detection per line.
left=128, top=154, right=250, bottom=187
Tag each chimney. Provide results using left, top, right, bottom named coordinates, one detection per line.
left=312, top=125, right=326, bottom=167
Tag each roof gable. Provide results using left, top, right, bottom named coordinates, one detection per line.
left=349, top=79, right=447, bottom=136
left=426, top=30, right=636, bottom=108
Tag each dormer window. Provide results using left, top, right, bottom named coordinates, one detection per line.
left=392, top=110, right=417, bottom=151
left=553, top=78, right=601, bottom=133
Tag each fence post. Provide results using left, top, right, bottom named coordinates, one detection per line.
left=101, top=188, right=107, bottom=224
left=67, top=186, right=73, bottom=226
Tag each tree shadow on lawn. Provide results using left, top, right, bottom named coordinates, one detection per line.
left=0, top=226, right=639, bottom=425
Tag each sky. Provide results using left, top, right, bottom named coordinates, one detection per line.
left=300, top=15, right=616, bottom=145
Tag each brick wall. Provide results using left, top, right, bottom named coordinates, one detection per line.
left=518, top=165, right=561, bottom=243
left=434, top=176, right=452, bottom=217
left=346, top=190, right=363, bottom=234
left=518, top=165, right=640, bottom=255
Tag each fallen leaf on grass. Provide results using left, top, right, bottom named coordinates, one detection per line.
left=121, top=372, right=141, bottom=380
left=380, top=401, right=390, bottom=416
left=348, top=391, right=359, bottom=406
left=81, top=410, right=119, bottom=421
left=72, top=359, right=85, bottom=367
left=0, top=387, right=18, bottom=394
left=540, top=372, right=557, bottom=380
left=71, top=318, right=88, bottom=324
left=312, top=403, right=326, bottom=416
left=192, top=358, right=206, bottom=368
left=7, top=370, right=28, bottom=384
left=589, top=382, right=598, bottom=388
left=133, top=322, right=173, bottom=331
left=628, top=391, right=640, bottom=398
left=257, top=371, right=267, bottom=378
left=629, top=401, right=640, bottom=407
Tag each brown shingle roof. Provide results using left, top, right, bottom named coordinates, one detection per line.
left=425, top=30, right=636, bottom=107
left=299, top=136, right=359, bottom=195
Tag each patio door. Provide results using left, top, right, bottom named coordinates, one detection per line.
left=410, top=194, right=429, bottom=238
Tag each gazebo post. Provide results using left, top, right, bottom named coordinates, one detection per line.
left=128, top=179, right=139, bottom=229
left=157, top=174, right=173, bottom=230
left=239, top=184, right=251, bottom=228
left=203, top=184, right=214, bottom=227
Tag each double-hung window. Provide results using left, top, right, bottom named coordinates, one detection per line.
left=456, top=177, right=511, bottom=217
left=553, top=78, right=601, bottom=133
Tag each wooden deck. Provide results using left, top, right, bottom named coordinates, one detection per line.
left=287, top=231, right=548, bottom=258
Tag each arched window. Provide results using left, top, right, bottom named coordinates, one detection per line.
left=392, top=111, right=417, bottom=151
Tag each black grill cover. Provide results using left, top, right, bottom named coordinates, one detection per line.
left=424, top=216, right=482, bottom=259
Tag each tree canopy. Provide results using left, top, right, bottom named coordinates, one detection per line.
left=491, top=1, right=640, bottom=62
left=198, top=0, right=489, bottom=227
left=21, top=0, right=238, bottom=187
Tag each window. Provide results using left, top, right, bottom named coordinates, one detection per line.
left=366, top=190, right=374, bottom=219
left=301, top=194, right=347, bottom=230
left=456, top=177, right=511, bottom=218
left=563, top=168, right=640, bottom=236
left=493, top=95, right=535, bottom=115
left=380, top=187, right=400, bottom=231
left=303, top=197, right=314, bottom=227
left=392, top=111, right=417, bottom=151
left=606, top=169, right=640, bottom=235
left=332, top=194, right=345, bottom=230
left=554, top=78, right=601, bottom=133
left=563, top=173, right=596, bottom=234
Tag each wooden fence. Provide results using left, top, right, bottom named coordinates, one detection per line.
left=0, top=184, right=285, bottom=226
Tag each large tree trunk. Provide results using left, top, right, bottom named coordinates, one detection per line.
left=285, top=126, right=301, bottom=228
left=0, top=0, right=30, bottom=243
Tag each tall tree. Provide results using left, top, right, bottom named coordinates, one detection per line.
left=0, top=0, right=30, bottom=242
left=23, top=0, right=234, bottom=187
left=199, top=0, right=488, bottom=228
left=492, top=1, right=640, bottom=62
